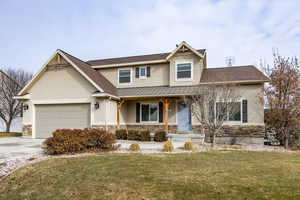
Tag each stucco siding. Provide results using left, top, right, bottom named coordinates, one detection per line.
left=27, top=65, right=96, bottom=100
left=191, top=84, right=264, bottom=125
left=97, top=63, right=169, bottom=88
left=169, top=51, right=203, bottom=86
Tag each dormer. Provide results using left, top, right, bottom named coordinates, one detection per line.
left=167, top=41, right=206, bottom=86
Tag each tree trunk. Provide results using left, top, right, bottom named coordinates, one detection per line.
left=5, top=120, right=12, bottom=133
left=284, top=134, right=289, bottom=149
left=211, top=133, right=215, bottom=148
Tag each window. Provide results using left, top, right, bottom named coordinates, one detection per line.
left=216, top=102, right=241, bottom=121
left=140, top=67, right=146, bottom=78
left=176, top=62, right=192, bottom=80
left=141, top=103, right=158, bottom=122
left=119, top=69, right=131, bottom=84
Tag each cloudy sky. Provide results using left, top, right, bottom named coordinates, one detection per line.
left=0, top=0, right=299, bottom=73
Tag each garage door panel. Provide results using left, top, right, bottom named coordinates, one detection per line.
left=35, top=104, right=90, bottom=138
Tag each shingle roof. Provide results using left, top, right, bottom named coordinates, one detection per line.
left=58, top=50, right=117, bottom=96
left=87, top=49, right=206, bottom=66
left=200, top=65, right=269, bottom=83
left=117, top=85, right=203, bottom=97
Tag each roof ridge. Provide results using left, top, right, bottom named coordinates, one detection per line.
left=205, top=65, right=255, bottom=70
left=87, top=49, right=206, bottom=63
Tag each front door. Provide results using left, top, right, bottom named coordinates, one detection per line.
left=177, top=102, right=192, bottom=131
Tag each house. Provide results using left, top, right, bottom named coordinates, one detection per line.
left=15, top=42, right=269, bottom=142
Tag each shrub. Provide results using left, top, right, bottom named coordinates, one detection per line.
left=115, top=129, right=127, bottom=140
left=127, top=130, right=140, bottom=141
left=184, top=141, right=193, bottom=151
left=154, top=130, right=167, bottom=142
left=140, top=130, right=151, bottom=141
left=129, top=143, right=141, bottom=151
left=163, top=140, right=174, bottom=152
left=43, top=128, right=117, bottom=155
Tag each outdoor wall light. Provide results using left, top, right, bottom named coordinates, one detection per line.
left=23, top=104, right=29, bottom=111
left=94, top=102, right=100, bottom=110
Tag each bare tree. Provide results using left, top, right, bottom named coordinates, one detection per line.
left=188, top=84, right=241, bottom=147
left=261, top=53, right=300, bottom=148
left=0, top=68, right=32, bottom=132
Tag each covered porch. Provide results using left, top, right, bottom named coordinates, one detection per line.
left=115, top=96, right=193, bottom=133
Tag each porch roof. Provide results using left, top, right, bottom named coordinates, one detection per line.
left=117, top=85, right=201, bottom=98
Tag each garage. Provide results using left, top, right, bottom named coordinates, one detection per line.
left=35, top=104, right=90, bottom=138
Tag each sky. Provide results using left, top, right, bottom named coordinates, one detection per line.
left=0, top=0, right=299, bottom=73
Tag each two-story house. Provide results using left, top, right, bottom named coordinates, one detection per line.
left=15, top=42, right=269, bottom=141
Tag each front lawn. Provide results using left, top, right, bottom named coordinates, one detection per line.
left=0, top=132, right=22, bottom=138
left=1, top=151, right=300, bottom=200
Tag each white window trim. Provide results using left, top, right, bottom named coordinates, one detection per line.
left=140, top=103, right=159, bottom=123
left=139, top=66, right=147, bottom=79
left=118, top=67, right=133, bottom=85
left=215, top=100, right=242, bottom=123
left=175, top=60, right=193, bottom=81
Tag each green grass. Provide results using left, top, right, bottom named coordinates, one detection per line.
left=0, top=132, right=22, bottom=137
left=1, top=151, right=300, bottom=200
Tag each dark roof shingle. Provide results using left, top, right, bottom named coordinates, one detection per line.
left=59, top=50, right=117, bottom=95
left=200, top=65, right=269, bottom=83
left=87, top=49, right=206, bottom=66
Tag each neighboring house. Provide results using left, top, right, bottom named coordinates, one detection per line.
left=0, top=71, right=22, bottom=132
left=15, top=41, right=269, bottom=141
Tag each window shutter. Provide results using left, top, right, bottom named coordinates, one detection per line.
left=136, top=103, right=140, bottom=123
left=242, top=100, right=248, bottom=123
left=159, top=102, right=163, bottom=123
left=209, top=101, right=214, bottom=123
left=136, top=67, right=139, bottom=78
left=146, top=66, right=151, bottom=77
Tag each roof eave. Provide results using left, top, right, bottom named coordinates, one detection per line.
left=91, top=59, right=168, bottom=69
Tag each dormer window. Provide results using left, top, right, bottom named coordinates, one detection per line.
left=175, top=61, right=193, bottom=81
left=118, top=68, right=132, bottom=84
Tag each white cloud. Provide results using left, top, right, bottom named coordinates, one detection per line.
left=0, top=0, right=299, bottom=71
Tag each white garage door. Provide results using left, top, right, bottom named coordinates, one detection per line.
left=35, top=104, right=90, bottom=138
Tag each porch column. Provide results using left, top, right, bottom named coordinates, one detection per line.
left=117, top=99, right=125, bottom=128
left=161, top=98, right=172, bottom=133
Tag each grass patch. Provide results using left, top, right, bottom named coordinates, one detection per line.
left=1, top=151, right=300, bottom=199
left=0, top=132, right=22, bottom=138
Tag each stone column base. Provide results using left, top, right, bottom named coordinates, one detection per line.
left=22, top=125, right=32, bottom=137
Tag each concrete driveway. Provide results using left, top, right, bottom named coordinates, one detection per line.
left=0, top=137, right=44, bottom=163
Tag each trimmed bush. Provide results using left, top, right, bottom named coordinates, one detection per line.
left=43, top=128, right=117, bottom=155
left=154, top=130, right=167, bottom=142
left=115, top=129, right=127, bottom=140
left=163, top=140, right=174, bottom=152
left=184, top=141, right=193, bottom=151
left=140, top=130, right=151, bottom=141
left=129, top=143, right=141, bottom=151
left=127, top=130, right=140, bottom=141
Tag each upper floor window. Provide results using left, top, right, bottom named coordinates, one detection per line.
left=176, top=62, right=193, bottom=80
left=118, top=68, right=132, bottom=84
left=136, top=66, right=150, bottom=79
left=140, top=67, right=146, bottom=79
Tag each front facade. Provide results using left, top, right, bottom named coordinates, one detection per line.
left=16, top=42, right=269, bottom=140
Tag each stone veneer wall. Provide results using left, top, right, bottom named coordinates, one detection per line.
left=93, top=124, right=265, bottom=138
left=22, top=125, right=32, bottom=137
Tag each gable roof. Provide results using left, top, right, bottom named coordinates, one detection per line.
left=18, top=50, right=117, bottom=96
left=87, top=49, right=206, bottom=68
left=166, top=41, right=205, bottom=60
left=200, top=65, right=269, bottom=83
left=58, top=50, right=117, bottom=96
